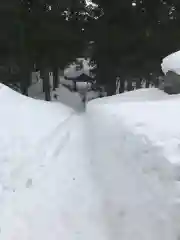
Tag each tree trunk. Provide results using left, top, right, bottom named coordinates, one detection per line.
left=42, top=68, right=51, bottom=101
left=52, top=66, right=59, bottom=90
left=96, top=60, right=117, bottom=96
left=136, top=78, right=142, bottom=89
left=73, top=81, right=76, bottom=91
left=119, top=78, right=125, bottom=93
left=127, top=79, right=133, bottom=91
left=152, top=75, right=159, bottom=88
left=145, top=78, right=150, bottom=88
left=20, top=81, right=28, bottom=95
left=40, top=70, right=45, bottom=92
left=105, top=81, right=116, bottom=96
left=19, top=67, right=31, bottom=96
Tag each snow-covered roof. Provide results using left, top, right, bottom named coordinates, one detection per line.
left=64, top=58, right=92, bottom=78
left=161, top=50, right=180, bottom=75
left=65, top=73, right=94, bottom=82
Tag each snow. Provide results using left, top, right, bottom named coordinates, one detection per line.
left=51, top=84, right=84, bottom=111
left=162, top=50, right=180, bottom=75
left=87, top=88, right=180, bottom=238
left=87, top=101, right=179, bottom=239
left=28, top=74, right=83, bottom=111
left=28, top=72, right=44, bottom=100
left=95, top=88, right=169, bottom=104
left=90, top=88, right=180, bottom=167
left=96, top=89, right=180, bottom=165
left=28, top=73, right=100, bottom=108
left=64, top=58, right=92, bottom=78
left=60, top=76, right=91, bottom=91
left=86, top=90, right=101, bottom=101
left=0, top=85, right=180, bottom=239
left=0, top=84, right=105, bottom=239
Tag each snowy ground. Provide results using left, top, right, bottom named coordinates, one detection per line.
left=0, top=85, right=180, bottom=239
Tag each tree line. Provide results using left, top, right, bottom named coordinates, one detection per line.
left=88, top=0, right=180, bottom=95
left=0, top=0, right=180, bottom=98
left=0, top=0, right=86, bottom=100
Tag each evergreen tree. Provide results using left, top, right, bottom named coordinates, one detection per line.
left=90, top=0, right=180, bottom=94
left=0, top=0, right=86, bottom=99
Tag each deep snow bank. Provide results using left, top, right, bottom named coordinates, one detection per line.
left=92, top=88, right=170, bottom=105
left=87, top=88, right=180, bottom=239
left=0, top=84, right=109, bottom=240
left=0, top=83, right=75, bottom=145
left=94, top=88, right=180, bottom=167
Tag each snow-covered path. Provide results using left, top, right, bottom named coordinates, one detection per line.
left=0, top=85, right=179, bottom=239
left=0, top=112, right=108, bottom=240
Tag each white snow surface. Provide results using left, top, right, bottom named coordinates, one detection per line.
left=0, top=85, right=180, bottom=239
left=162, top=50, right=180, bottom=75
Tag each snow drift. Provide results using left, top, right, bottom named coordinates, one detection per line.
left=0, top=83, right=107, bottom=240
left=0, top=84, right=180, bottom=239
left=88, top=89, right=180, bottom=239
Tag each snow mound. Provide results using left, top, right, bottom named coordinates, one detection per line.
left=89, top=88, right=180, bottom=166
left=0, top=84, right=105, bottom=240
left=88, top=88, right=180, bottom=239
left=0, top=83, right=74, bottom=145
left=92, top=88, right=169, bottom=105
left=162, top=50, right=180, bottom=75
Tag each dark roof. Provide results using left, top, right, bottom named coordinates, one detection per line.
left=65, top=73, right=94, bottom=83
